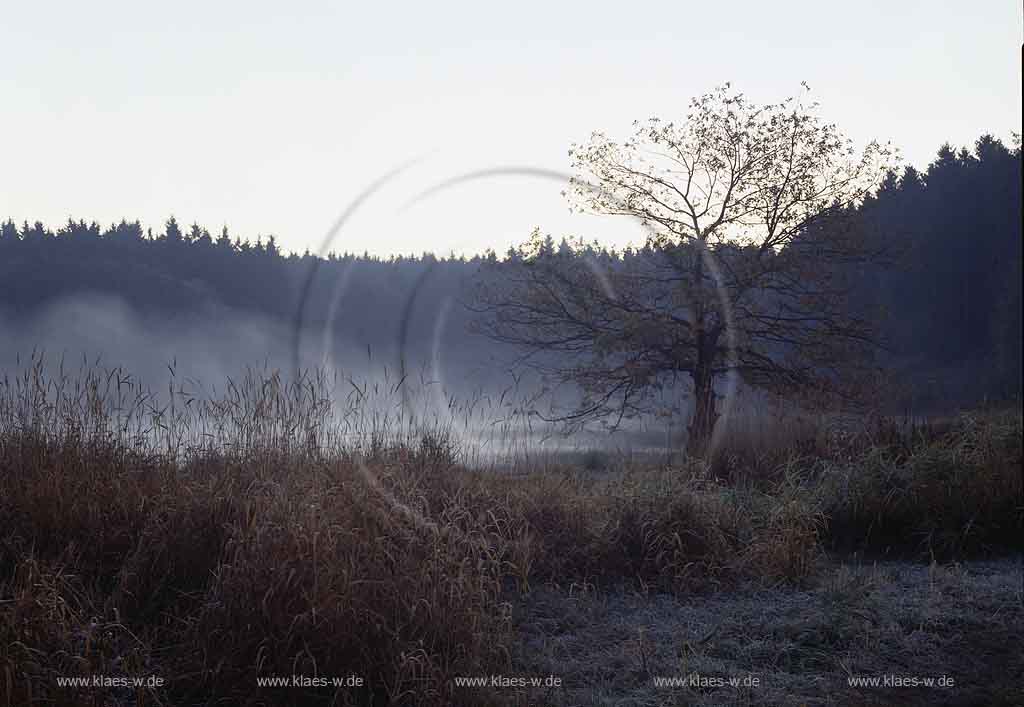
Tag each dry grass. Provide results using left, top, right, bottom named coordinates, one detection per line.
left=511, top=560, right=1024, bottom=706
left=817, top=409, right=1023, bottom=560
left=0, top=356, right=1020, bottom=706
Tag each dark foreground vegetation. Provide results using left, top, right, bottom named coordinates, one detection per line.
left=1, top=362, right=1020, bottom=706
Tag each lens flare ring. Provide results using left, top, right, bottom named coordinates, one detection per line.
left=290, top=161, right=742, bottom=530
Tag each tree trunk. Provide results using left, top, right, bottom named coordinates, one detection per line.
left=687, top=363, right=718, bottom=459
left=687, top=232, right=719, bottom=459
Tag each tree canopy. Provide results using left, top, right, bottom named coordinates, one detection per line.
left=475, top=85, right=1013, bottom=456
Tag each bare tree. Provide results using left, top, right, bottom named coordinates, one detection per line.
left=474, top=84, right=896, bottom=458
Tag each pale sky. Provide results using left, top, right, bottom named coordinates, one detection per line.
left=1, top=0, right=1020, bottom=257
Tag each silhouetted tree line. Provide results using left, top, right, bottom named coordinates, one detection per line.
left=0, top=216, right=487, bottom=360
left=848, top=134, right=1021, bottom=408
left=0, top=134, right=1019, bottom=410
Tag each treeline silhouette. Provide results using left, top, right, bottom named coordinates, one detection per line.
left=849, top=134, right=1021, bottom=407
left=0, top=134, right=1019, bottom=410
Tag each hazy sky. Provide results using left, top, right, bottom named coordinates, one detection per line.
left=1, top=1, right=1020, bottom=257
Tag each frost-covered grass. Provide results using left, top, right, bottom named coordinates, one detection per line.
left=1, top=358, right=1020, bottom=705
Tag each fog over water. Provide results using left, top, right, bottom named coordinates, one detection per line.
left=0, top=291, right=701, bottom=465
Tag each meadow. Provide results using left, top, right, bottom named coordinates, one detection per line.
left=0, top=357, right=1020, bottom=706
